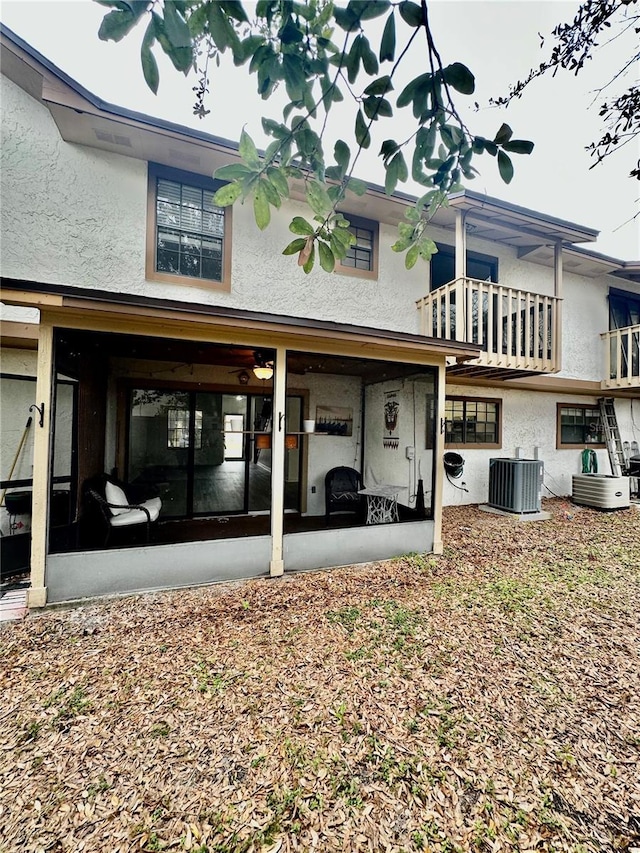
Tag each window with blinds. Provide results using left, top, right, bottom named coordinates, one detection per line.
left=146, top=164, right=231, bottom=290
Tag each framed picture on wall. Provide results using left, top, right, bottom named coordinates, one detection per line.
left=315, top=405, right=353, bottom=436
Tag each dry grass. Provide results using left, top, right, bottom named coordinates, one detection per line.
left=1, top=499, right=639, bottom=853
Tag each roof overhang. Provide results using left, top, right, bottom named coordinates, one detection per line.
left=0, top=278, right=481, bottom=364
left=517, top=244, right=640, bottom=282
left=1, top=24, right=608, bottom=246
left=447, top=190, right=599, bottom=248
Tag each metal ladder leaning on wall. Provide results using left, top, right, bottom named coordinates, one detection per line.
left=598, top=397, right=627, bottom=477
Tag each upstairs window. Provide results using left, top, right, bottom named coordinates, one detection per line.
left=146, top=163, right=232, bottom=290
left=431, top=243, right=498, bottom=290
left=336, top=214, right=379, bottom=279
left=609, top=287, right=640, bottom=331
left=445, top=396, right=501, bottom=447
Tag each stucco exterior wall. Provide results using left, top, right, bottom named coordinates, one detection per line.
left=1, top=75, right=427, bottom=334
left=442, top=383, right=639, bottom=506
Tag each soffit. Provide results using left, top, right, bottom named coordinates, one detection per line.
left=57, top=328, right=435, bottom=384
left=518, top=245, right=639, bottom=280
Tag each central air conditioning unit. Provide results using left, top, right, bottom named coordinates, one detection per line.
left=571, top=474, right=630, bottom=510
left=488, top=458, right=543, bottom=513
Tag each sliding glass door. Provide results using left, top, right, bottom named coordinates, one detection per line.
left=127, top=388, right=301, bottom=518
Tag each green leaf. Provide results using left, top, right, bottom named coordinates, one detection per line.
left=398, top=1, right=423, bottom=27
left=442, top=62, right=475, bottom=95
left=376, top=99, right=393, bottom=118
left=359, top=35, right=379, bottom=75
left=215, top=163, right=253, bottom=181
left=140, top=24, right=159, bottom=94
left=405, top=243, right=420, bottom=269
left=213, top=182, right=243, bottom=206
left=302, top=244, right=315, bottom=274
left=364, top=75, right=393, bottom=97
left=440, top=124, right=463, bottom=152
left=98, top=8, right=137, bottom=42
left=261, top=178, right=281, bottom=208
left=318, top=241, right=335, bottom=273
left=418, top=238, right=438, bottom=260
left=283, top=54, right=307, bottom=100
left=494, top=123, right=513, bottom=145
left=384, top=155, right=399, bottom=196
left=380, top=139, right=399, bottom=162
left=239, top=129, right=261, bottom=169
left=219, top=1, right=249, bottom=23
left=355, top=109, right=371, bottom=149
left=384, top=151, right=408, bottom=195
left=208, top=1, right=240, bottom=52
left=236, top=35, right=265, bottom=64
left=346, top=36, right=362, bottom=84
left=334, top=140, right=351, bottom=178
left=347, top=177, right=368, bottom=196
left=266, top=167, right=290, bottom=198
left=502, top=139, right=535, bottom=155
left=290, top=217, right=315, bottom=236
left=279, top=16, right=304, bottom=45
left=379, top=13, right=396, bottom=62
left=497, top=150, right=514, bottom=184
left=330, top=224, right=354, bottom=247
left=327, top=185, right=344, bottom=204
left=253, top=183, right=270, bottom=230
left=163, top=0, right=191, bottom=48
left=397, top=73, right=430, bottom=109
left=349, top=1, right=391, bottom=20
left=333, top=5, right=359, bottom=30
left=282, top=237, right=307, bottom=256
left=306, top=181, right=332, bottom=216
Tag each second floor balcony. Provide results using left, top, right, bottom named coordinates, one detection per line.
left=417, top=277, right=561, bottom=378
left=601, top=324, right=640, bottom=390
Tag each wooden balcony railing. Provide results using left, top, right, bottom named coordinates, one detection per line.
left=417, top=277, right=561, bottom=374
left=601, top=324, right=640, bottom=389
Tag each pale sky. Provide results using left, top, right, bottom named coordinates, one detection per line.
left=2, top=0, right=638, bottom=259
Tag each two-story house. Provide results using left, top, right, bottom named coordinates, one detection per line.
left=1, top=27, right=638, bottom=608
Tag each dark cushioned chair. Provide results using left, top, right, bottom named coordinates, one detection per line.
left=325, top=466, right=364, bottom=524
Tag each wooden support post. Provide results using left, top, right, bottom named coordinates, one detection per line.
left=269, top=346, right=287, bottom=577
left=454, top=209, right=467, bottom=280
left=28, top=321, right=54, bottom=608
left=432, top=359, right=446, bottom=555
left=554, top=242, right=563, bottom=372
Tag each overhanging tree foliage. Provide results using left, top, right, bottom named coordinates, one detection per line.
left=96, top=0, right=534, bottom=271
left=489, top=0, right=639, bottom=180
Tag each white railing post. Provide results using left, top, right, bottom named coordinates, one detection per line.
left=416, top=279, right=564, bottom=375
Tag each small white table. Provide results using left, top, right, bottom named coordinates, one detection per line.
left=358, top=485, right=401, bottom=525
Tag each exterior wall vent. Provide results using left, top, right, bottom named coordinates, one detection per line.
left=93, top=129, right=132, bottom=147
left=488, top=458, right=543, bottom=513
left=571, top=474, right=630, bottom=510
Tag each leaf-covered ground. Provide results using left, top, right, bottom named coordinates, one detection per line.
left=1, top=500, right=639, bottom=853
